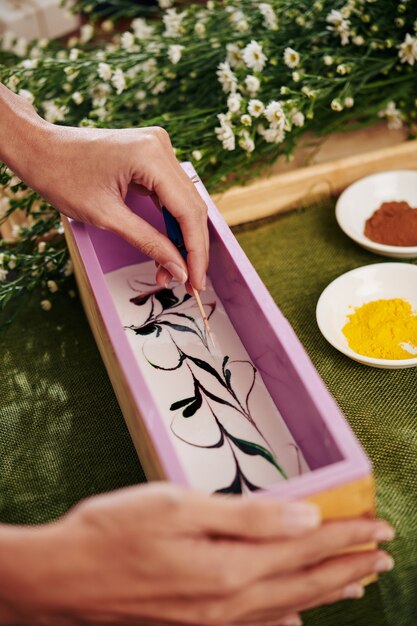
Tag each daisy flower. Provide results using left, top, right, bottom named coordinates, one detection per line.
left=248, top=99, right=265, bottom=117
left=264, top=100, right=286, bottom=129
left=284, top=47, right=300, bottom=68
left=242, top=40, right=267, bottom=72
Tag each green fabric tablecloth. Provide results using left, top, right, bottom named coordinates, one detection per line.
left=1, top=202, right=417, bottom=625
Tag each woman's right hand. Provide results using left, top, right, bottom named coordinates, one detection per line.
left=1, top=483, right=394, bottom=626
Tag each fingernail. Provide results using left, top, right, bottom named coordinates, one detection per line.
left=372, top=523, right=395, bottom=543
left=342, top=583, right=364, bottom=599
left=280, top=615, right=303, bottom=626
left=280, top=502, right=321, bottom=531
left=374, top=554, right=394, bottom=573
left=163, top=262, right=188, bottom=284
left=201, top=274, right=207, bottom=291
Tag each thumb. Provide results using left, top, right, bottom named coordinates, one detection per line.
left=105, top=201, right=188, bottom=285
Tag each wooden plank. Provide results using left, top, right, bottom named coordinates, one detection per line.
left=214, top=139, right=417, bottom=226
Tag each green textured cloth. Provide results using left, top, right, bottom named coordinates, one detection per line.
left=1, top=202, right=416, bottom=625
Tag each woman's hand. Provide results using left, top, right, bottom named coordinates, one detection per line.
left=2, top=484, right=394, bottom=626
left=0, top=85, right=209, bottom=291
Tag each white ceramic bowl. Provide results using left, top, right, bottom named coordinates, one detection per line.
left=316, top=263, right=417, bottom=369
left=336, top=170, right=417, bottom=259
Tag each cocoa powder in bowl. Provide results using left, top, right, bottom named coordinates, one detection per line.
left=364, top=201, right=417, bottom=247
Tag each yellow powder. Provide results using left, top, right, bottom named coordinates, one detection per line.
left=342, top=298, right=417, bottom=360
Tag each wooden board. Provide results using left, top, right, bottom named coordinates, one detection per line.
left=213, top=138, right=417, bottom=226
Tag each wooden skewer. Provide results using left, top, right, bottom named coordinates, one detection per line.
left=192, top=286, right=215, bottom=349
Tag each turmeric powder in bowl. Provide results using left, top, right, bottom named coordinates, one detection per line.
left=342, top=298, right=417, bottom=360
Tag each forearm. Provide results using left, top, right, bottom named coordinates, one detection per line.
left=0, top=83, right=50, bottom=180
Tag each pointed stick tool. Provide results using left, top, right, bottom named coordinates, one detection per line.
left=162, top=207, right=215, bottom=348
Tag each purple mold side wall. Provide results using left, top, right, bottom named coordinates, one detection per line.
left=82, top=170, right=369, bottom=475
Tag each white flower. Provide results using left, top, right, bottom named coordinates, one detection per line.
left=69, top=48, right=80, bottom=61
left=245, top=75, right=260, bottom=95
left=216, top=61, right=237, bottom=94
left=292, top=71, right=301, bottom=82
left=163, top=9, right=186, bottom=38
left=159, top=0, right=173, bottom=7
left=344, top=96, right=354, bottom=108
left=398, top=33, right=417, bottom=66
left=326, top=9, right=351, bottom=46
left=0, top=268, right=7, bottom=282
left=195, top=22, right=206, bottom=37
left=238, top=130, right=255, bottom=152
left=135, top=89, right=147, bottom=101
left=229, top=10, right=249, bottom=32
left=240, top=114, right=252, bottom=126
left=111, top=68, right=126, bottom=94
left=258, top=125, right=285, bottom=144
left=284, top=47, right=300, bottom=68
left=152, top=81, right=167, bottom=95
left=301, top=86, right=315, bottom=99
left=80, top=24, right=94, bottom=43
left=248, top=99, right=265, bottom=117
left=323, top=55, right=333, bottom=66
left=6, top=75, right=19, bottom=92
left=227, top=92, right=242, bottom=113
left=120, top=31, right=136, bottom=51
left=168, top=44, right=185, bottom=64
left=242, top=40, right=267, bottom=73
left=0, top=253, right=4, bottom=267
left=226, top=43, right=243, bottom=68
left=132, top=18, right=153, bottom=39
left=215, top=113, right=235, bottom=151
left=192, top=150, right=202, bottom=161
left=40, top=300, right=52, bottom=311
left=72, top=91, right=84, bottom=105
left=8, top=255, right=16, bottom=270
left=38, top=241, right=46, bottom=253
left=331, top=98, right=343, bottom=112
left=18, top=89, right=34, bottom=104
left=42, top=101, right=68, bottom=123
left=378, top=101, right=403, bottom=130
left=264, top=101, right=286, bottom=129
left=259, top=3, right=278, bottom=30
left=47, top=280, right=58, bottom=293
left=21, top=58, right=37, bottom=69
left=98, top=62, right=112, bottom=81
left=291, top=111, right=305, bottom=127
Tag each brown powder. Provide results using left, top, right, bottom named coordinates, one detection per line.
left=364, top=201, right=417, bottom=247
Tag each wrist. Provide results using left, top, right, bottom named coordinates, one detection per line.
left=0, top=84, right=52, bottom=181
left=0, top=518, right=79, bottom=625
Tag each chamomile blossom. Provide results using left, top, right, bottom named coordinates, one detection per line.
left=378, top=101, right=403, bottom=129
left=120, top=31, right=136, bottom=51
left=216, top=61, right=237, bottom=93
left=80, top=24, right=94, bottom=44
left=291, top=111, right=305, bottom=127
left=259, top=3, right=278, bottom=30
left=163, top=9, right=187, bottom=38
left=98, top=62, right=112, bottom=81
left=226, top=43, right=243, bottom=68
left=242, top=40, right=267, bottom=73
left=245, top=75, right=260, bottom=95
left=215, top=113, right=235, bottom=151
left=284, top=47, right=300, bottom=68
left=227, top=92, right=242, bottom=113
left=264, top=101, right=286, bottom=129
left=238, top=130, right=255, bottom=152
left=326, top=9, right=351, bottom=46
left=168, top=44, right=185, bottom=64
left=398, top=33, right=417, bottom=65
left=132, top=18, right=154, bottom=39
left=248, top=99, right=265, bottom=117
left=18, top=89, right=34, bottom=103
left=111, top=68, right=127, bottom=94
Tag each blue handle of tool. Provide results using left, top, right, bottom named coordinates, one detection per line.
left=162, top=206, right=188, bottom=261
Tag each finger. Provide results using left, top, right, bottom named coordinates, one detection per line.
left=238, top=613, right=302, bottom=626
left=237, top=518, right=395, bottom=579
left=181, top=494, right=322, bottom=540
left=103, top=201, right=188, bottom=285
left=296, top=581, right=364, bottom=612
left=156, top=265, right=173, bottom=288
left=224, top=550, right=393, bottom=621
left=153, top=157, right=209, bottom=291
